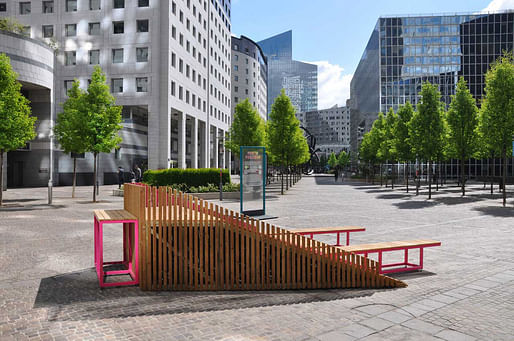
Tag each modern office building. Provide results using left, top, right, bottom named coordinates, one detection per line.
left=231, top=35, right=267, bottom=120
left=296, top=105, right=350, bottom=156
left=258, top=30, right=317, bottom=113
left=350, top=11, right=514, bottom=155
left=0, top=0, right=231, bottom=187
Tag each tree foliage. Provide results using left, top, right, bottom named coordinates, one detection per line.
left=225, top=98, right=265, bottom=156
left=0, top=53, right=36, bottom=205
left=0, top=17, right=25, bottom=35
left=393, top=102, right=415, bottom=163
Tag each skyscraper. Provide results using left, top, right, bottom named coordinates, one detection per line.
left=258, top=30, right=317, bottom=113
left=350, top=11, right=514, bottom=154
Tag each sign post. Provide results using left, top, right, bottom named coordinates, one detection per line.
left=240, top=146, right=266, bottom=216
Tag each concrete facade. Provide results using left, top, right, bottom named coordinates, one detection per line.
left=296, top=105, right=350, bottom=156
left=0, top=0, right=231, bottom=187
left=231, top=35, right=267, bottom=120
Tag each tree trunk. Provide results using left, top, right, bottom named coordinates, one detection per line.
left=503, top=148, right=507, bottom=207
left=285, top=166, right=289, bottom=191
left=460, top=157, right=465, bottom=196
left=391, top=162, right=394, bottom=189
left=428, top=160, right=432, bottom=199
left=0, top=150, right=4, bottom=206
left=93, top=153, right=97, bottom=203
left=406, top=162, right=409, bottom=193
left=380, top=164, right=383, bottom=186
left=281, top=166, right=284, bottom=195
left=371, top=163, right=375, bottom=185
left=416, top=163, right=420, bottom=196
left=490, top=155, right=494, bottom=195
left=72, top=157, right=77, bottom=198
left=436, top=161, right=439, bottom=191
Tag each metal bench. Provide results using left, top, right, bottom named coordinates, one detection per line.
left=338, top=239, right=441, bottom=274
left=292, top=226, right=366, bottom=246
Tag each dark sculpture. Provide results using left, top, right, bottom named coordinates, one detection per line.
left=300, top=126, right=321, bottom=174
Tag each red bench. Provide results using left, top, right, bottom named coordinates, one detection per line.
left=292, top=226, right=366, bottom=246
left=338, top=239, right=441, bottom=274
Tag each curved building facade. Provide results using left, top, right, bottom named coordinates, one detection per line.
left=0, top=30, right=54, bottom=188
left=231, top=35, right=267, bottom=120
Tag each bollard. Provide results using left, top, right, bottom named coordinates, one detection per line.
left=219, top=168, right=223, bottom=201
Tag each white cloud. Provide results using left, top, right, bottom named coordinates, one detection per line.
left=482, top=0, right=514, bottom=12
left=310, top=61, right=352, bottom=110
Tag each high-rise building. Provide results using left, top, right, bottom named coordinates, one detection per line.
left=350, top=11, right=514, bottom=154
left=296, top=105, right=350, bottom=156
left=0, top=0, right=231, bottom=187
left=231, top=35, right=267, bottom=120
left=258, top=30, right=317, bottom=113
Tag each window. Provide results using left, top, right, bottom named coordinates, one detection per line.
left=171, top=81, right=176, bottom=96
left=111, top=79, right=123, bottom=93
left=89, top=50, right=100, bottom=64
left=234, top=75, right=238, bottom=81
left=113, top=0, right=124, bottom=8
left=42, top=25, right=54, bottom=38
left=136, top=20, right=149, bottom=33
left=90, top=0, right=100, bottom=10
left=113, top=21, right=124, bottom=34
left=234, top=86, right=238, bottom=92
left=89, top=22, right=100, bottom=35
left=112, top=48, right=124, bottom=63
left=21, top=26, right=31, bottom=37
left=178, top=86, right=183, bottom=100
left=171, top=52, right=176, bottom=67
left=138, top=0, right=149, bottom=7
left=64, top=80, right=74, bottom=94
left=136, top=47, right=148, bottom=62
left=234, top=55, right=238, bottom=61
left=19, top=2, right=31, bottom=14
left=136, top=77, right=148, bottom=92
left=65, top=51, right=76, bottom=66
left=171, top=26, right=176, bottom=38
left=66, top=0, right=77, bottom=12
left=42, top=1, right=53, bottom=13
left=179, top=59, right=183, bottom=72
left=0, top=3, right=5, bottom=12
left=172, top=1, right=176, bottom=14
left=234, top=65, right=238, bottom=71
left=65, top=24, right=77, bottom=37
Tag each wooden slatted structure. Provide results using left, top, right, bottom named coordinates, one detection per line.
left=123, top=184, right=406, bottom=291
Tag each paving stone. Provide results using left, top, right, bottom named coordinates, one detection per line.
left=354, top=304, right=395, bottom=316
left=316, top=330, right=356, bottom=341
left=434, top=329, right=476, bottom=341
left=359, top=317, right=395, bottom=331
left=402, top=319, right=445, bottom=335
left=338, top=324, right=376, bottom=338
left=377, top=310, right=412, bottom=324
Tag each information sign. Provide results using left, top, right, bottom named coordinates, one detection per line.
left=240, top=146, right=266, bottom=216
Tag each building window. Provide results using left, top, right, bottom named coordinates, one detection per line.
left=234, top=86, right=238, bottom=92
left=89, top=50, right=100, bottom=65
left=0, top=3, right=6, bottom=12
left=178, top=86, right=183, bottom=100
left=113, top=0, right=124, bottom=8
left=65, top=51, right=76, bottom=66
left=66, top=0, right=77, bottom=12
left=172, top=1, right=176, bottom=14
left=171, top=52, right=176, bottom=67
left=42, top=25, right=54, bottom=38
left=42, top=1, right=54, bottom=13
left=138, top=0, right=149, bottom=7
left=89, top=22, right=101, bottom=35
left=234, top=65, right=238, bottom=71
left=136, top=47, right=148, bottom=62
left=171, top=81, right=176, bottom=96
left=234, top=97, right=238, bottom=103
left=21, top=26, right=30, bottom=37
left=112, top=48, right=124, bottom=63
left=89, top=0, right=100, bottom=10
left=171, top=26, right=176, bottom=38
left=113, top=21, right=124, bottom=34
left=19, top=2, right=31, bottom=14
left=64, top=80, right=74, bottom=94
left=136, top=20, right=149, bottom=33
left=136, top=77, right=148, bottom=92
left=111, top=78, right=123, bottom=93
left=65, top=24, right=77, bottom=37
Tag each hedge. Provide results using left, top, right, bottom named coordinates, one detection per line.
left=143, top=168, right=231, bottom=187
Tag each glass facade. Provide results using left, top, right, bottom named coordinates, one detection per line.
left=258, top=30, right=318, bottom=113
left=351, top=11, right=514, bottom=153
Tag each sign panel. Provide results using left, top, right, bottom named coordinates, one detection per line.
left=240, top=146, right=266, bottom=216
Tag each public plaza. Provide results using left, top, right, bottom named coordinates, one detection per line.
left=1, top=176, right=513, bottom=340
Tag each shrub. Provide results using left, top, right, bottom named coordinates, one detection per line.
left=143, top=168, right=231, bottom=187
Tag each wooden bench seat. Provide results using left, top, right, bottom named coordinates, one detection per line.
left=94, top=209, right=137, bottom=222
left=338, top=239, right=441, bottom=274
left=292, top=226, right=366, bottom=246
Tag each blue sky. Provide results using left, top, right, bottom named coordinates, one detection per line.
left=231, top=0, right=514, bottom=108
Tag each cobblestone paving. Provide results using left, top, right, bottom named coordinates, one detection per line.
left=1, top=178, right=513, bottom=340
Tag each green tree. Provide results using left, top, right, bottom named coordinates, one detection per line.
left=380, top=108, right=398, bottom=188
left=266, top=90, right=308, bottom=194
left=225, top=98, right=265, bottom=158
left=409, top=82, right=446, bottom=199
left=477, top=101, right=500, bottom=194
left=327, top=152, right=337, bottom=169
left=373, top=113, right=387, bottom=186
left=446, top=77, right=479, bottom=196
left=0, top=54, right=36, bottom=206
left=479, top=54, right=514, bottom=206
left=359, top=119, right=382, bottom=184
left=82, top=66, right=123, bottom=202
left=54, top=80, right=87, bottom=198
left=337, top=150, right=351, bottom=181
left=393, top=102, right=415, bottom=192
left=0, top=18, right=25, bottom=35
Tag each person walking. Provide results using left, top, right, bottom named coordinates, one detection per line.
left=135, top=164, right=142, bottom=182
left=118, top=166, right=124, bottom=189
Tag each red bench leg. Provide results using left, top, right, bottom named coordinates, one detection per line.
left=404, top=248, right=408, bottom=265
left=419, top=247, right=424, bottom=269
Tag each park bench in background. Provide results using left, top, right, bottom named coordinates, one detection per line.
left=338, top=239, right=441, bottom=274
left=292, top=226, right=366, bottom=246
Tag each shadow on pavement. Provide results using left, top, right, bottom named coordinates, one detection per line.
left=393, top=201, right=439, bottom=209
left=472, top=206, right=514, bottom=217
left=389, top=270, right=437, bottom=280
left=34, top=268, right=384, bottom=321
left=376, top=193, right=411, bottom=200
left=0, top=204, right=67, bottom=212
left=431, top=196, right=484, bottom=206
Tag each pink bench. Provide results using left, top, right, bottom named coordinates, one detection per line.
left=292, top=226, right=366, bottom=246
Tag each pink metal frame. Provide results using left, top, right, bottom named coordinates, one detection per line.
left=297, top=228, right=366, bottom=246
left=94, top=216, right=139, bottom=288
left=350, top=243, right=440, bottom=274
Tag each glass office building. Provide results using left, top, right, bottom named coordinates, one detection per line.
left=350, top=11, right=514, bottom=154
left=258, top=30, right=318, bottom=113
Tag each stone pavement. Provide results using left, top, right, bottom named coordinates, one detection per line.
left=1, top=178, right=513, bottom=340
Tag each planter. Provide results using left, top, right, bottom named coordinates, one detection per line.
left=112, top=189, right=239, bottom=200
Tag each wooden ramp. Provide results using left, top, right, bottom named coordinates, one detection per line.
left=124, top=184, right=406, bottom=291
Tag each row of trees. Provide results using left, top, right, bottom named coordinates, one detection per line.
left=226, top=90, right=310, bottom=194
left=328, top=150, right=351, bottom=180
left=359, top=54, right=514, bottom=206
